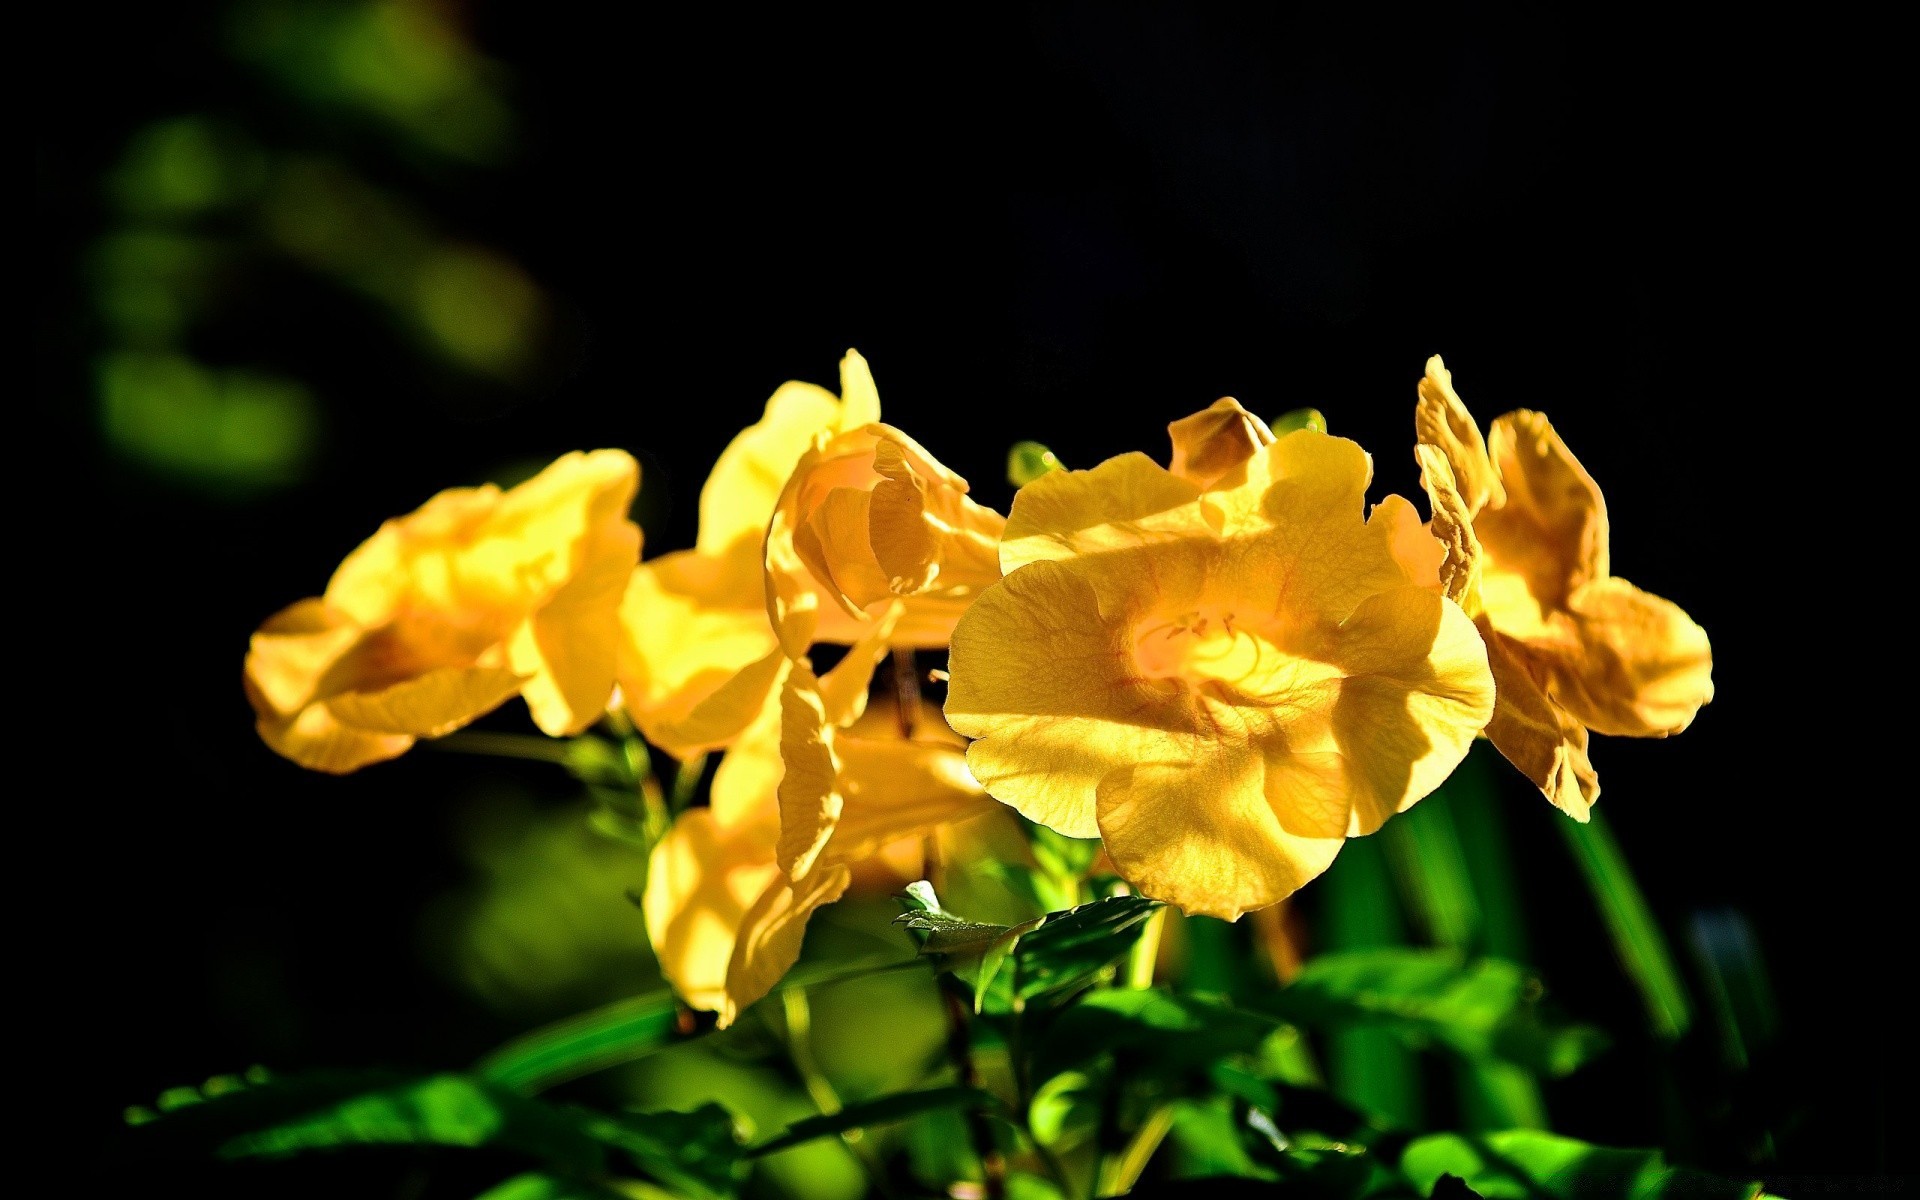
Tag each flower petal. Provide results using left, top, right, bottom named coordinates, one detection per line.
left=1415, top=443, right=1482, bottom=610
left=815, top=738, right=987, bottom=867
left=1482, top=631, right=1600, bottom=820
left=1480, top=410, right=1608, bottom=607
left=1168, top=397, right=1276, bottom=489
left=1096, top=753, right=1347, bottom=921
left=512, top=514, right=641, bottom=736
left=696, top=382, right=843, bottom=559
left=618, top=550, right=783, bottom=755
left=838, top=349, right=882, bottom=428
left=946, top=558, right=1157, bottom=839
left=999, top=453, right=1200, bottom=574
left=1202, top=428, right=1373, bottom=539
left=324, top=665, right=528, bottom=736
left=249, top=690, right=415, bottom=773
left=245, top=598, right=366, bottom=716
left=1322, top=587, right=1496, bottom=834
left=1415, top=355, right=1503, bottom=516
left=643, top=809, right=782, bottom=1014
left=1536, top=577, right=1714, bottom=737
left=720, top=864, right=852, bottom=1028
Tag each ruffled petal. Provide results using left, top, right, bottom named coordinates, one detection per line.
left=1321, top=587, right=1496, bottom=834
left=1480, top=410, right=1609, bottom=607
left=512, top=513, right=641, bottom=736
left=1482, top=631, right=1600, bottom=821
left=1415, top=355, right=1503, bottom=516
left=1096, top=753, right=1347, bottom=921
left=1168, top=397, right=1276, bottom=489
left=999, top=453, right=1201, bottom=574
left=617, top=551, right=783, bottom=755
left=946, top=558, right=1153, bottom=839
left=642, top=809, right=782, bottom=1014
left=1536, top=577, right=1713, bottom=737
left=324, top=665, right=528, bottom=736
left=719, top=864, right=852, bottom=1028
left=696, top=382, right=843, bottom=559
left=1415, top=443, right=1483, bottom=611
left=250, top=689, right=415, bottom=773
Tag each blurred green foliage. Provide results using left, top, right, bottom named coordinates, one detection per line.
left=89, top=0, right=546, bottom=494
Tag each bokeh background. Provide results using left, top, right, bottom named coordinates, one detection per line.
left=40, top=3, right=1887, bottom=1195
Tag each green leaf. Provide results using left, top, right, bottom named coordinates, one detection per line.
left=1032, top=988, right=1278, bottom=1086
left=594, top=1104, right=746, bottom=1198
left=1400, top=1131, right=1762, bottom=1199
left=474, top=1173, right=630, bottom=1200
left=747, top=1086, right=999, bottom=1158
left=1559, top=810, right=1692, bottom=1040
left=132, top=1069, right=744, bottom=1198
left=477, top=988, right=682, bottom=1094
left=897, top=884, right=1161, bottom=1012
left=1008, top=894, right=1161, bottom=1004
left=217, top=1074, right=610, bottom=1176
left=1266, top=951, right=1606, bottom=1077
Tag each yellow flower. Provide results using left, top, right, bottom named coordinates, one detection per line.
left=616, top=352, right=881, bottom=757
left=244, top=451, right=641, bottom=772
left=644, top=621, right=989, bottom=1025
left=1413, top=357, right=1713, bottom=819
left=944, top=415, right=1496, bottom=921
left=765, top=422, right=1006, bottom=656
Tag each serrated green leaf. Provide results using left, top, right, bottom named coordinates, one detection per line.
left=975, top=920, right=1040, bottom=1012
left=747, top=1086, right=998, bottom=1158
left=1264, top=951, right=1605, bottom=1077
left=1400, top=1131, right=1762, bottom=1199
left=1005, top=894, right=1161, bottom=1005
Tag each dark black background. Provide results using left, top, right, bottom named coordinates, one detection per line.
left=38, top=2, right=1897, bottom=1192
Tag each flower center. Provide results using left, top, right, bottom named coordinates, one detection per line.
left=1131, top=607, right=1284, bottom=695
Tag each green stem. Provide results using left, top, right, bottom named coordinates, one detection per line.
left=1097, top=1103, right=1175, bottom=1196
left=432, top=730, right=572, bottom=764
left=1559, top=809, right=1692, bottom=1040
left=1124, top=907, right=1165, bottom=989
left=668, top=751, right=708, bottom=814
left=940, top=985, right=1006, bottom=1199
left=781, top=989, right=895, bottom=1197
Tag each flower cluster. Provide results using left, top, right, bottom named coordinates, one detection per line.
left=245, top=353, right=1711, bottom=1019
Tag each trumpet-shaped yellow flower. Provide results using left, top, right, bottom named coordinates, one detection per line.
left=644, top=624, right=989, bottom=1025
left=244, top=451, right=641, bottom=772
left=945, top=414, right=1495, bottom=921
left=616, top=352, right=881, bottom=757
left=765, top=422, right=1006, bottom=656
left=1413, top=357, right=1713, bottom=819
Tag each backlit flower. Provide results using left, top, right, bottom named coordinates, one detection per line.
left=244, top=450, right=641, bottom=772
left=616, top=353, right=881, bottom=756
left=945, top=418, right=1495, bottom=920
left=1413, top=357, right=1713, bottom=819
left=644, top=621, right=989, bottom=1025
left=765, top=423, right=1005, bottom=656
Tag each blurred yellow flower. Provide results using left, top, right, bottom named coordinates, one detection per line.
left=945, top=418, right=1495, bottom=920
left=645, top=626, right=989, bottom=1026
left=616, top=352, right=881, bottom=757
left=244, top=450, right=641, bottom=772
left=765, top=422, right=1005, bottom=656
left=1413, top=357, right=1714, bottom=819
